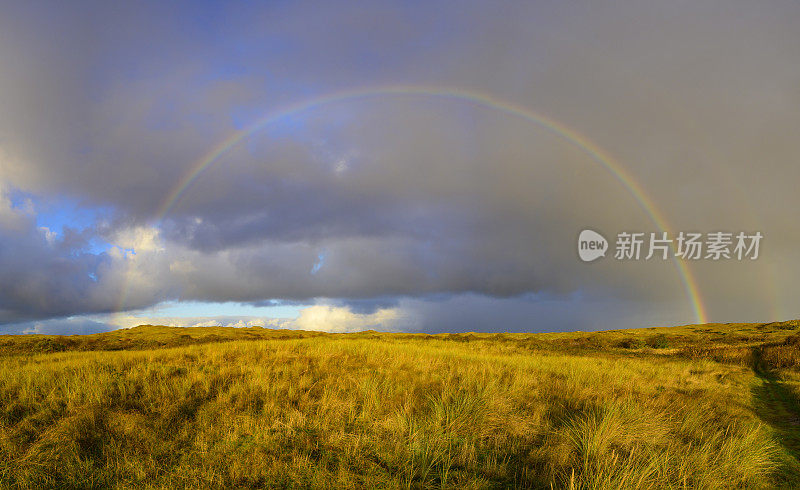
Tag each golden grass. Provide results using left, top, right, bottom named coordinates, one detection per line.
left=0, top=322, right=798, bottom=488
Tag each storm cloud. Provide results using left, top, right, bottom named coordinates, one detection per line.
left=1, top=1, right=798, bottom=332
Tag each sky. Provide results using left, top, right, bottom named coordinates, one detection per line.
left=1, top=0, right=798, bottom=335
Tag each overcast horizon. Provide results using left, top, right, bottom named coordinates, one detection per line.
left=1, top=1, right=799, bottom=335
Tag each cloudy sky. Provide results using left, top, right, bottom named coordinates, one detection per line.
left=1, top=1, right=798, bottom=335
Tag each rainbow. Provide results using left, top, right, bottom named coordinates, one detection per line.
left=125, top=85, right=709, bottom=323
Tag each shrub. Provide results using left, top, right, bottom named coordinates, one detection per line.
left=761, top=345, right=800, bottom=370
left=646, top=334, right=670, bottom=349
left=784, top=333, right=800, bottom=346
left=617, top=337, right=645, bottom=349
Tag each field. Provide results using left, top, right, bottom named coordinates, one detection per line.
left=1, top=321, right=799, bottom=488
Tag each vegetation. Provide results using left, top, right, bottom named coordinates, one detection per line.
left=0, top=321, right=798, bottom=488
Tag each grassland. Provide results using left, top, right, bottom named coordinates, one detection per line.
left=0, top=321, right=798, bottom=488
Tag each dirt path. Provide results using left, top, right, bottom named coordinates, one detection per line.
left=751, top=347, right=800, bottom=479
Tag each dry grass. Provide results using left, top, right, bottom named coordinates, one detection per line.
left=0, top=322, right=798, bottom=488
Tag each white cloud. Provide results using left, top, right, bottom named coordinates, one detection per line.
left=106, top=304, right=405, bottom=333
left=292, top=304, right=403, bottom=333
left=38, top=226, right=57, bottom=245
left=110, top=226, right=164, bottom=253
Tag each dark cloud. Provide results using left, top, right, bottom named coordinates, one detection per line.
left=0, top=196, right=108, bottom=323
left=0, top=1, right=798, bottom=331
left=394, top=294, right=695, bottom=335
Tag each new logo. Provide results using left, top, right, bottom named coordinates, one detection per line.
left=578, top=229, right=608, bottom=262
